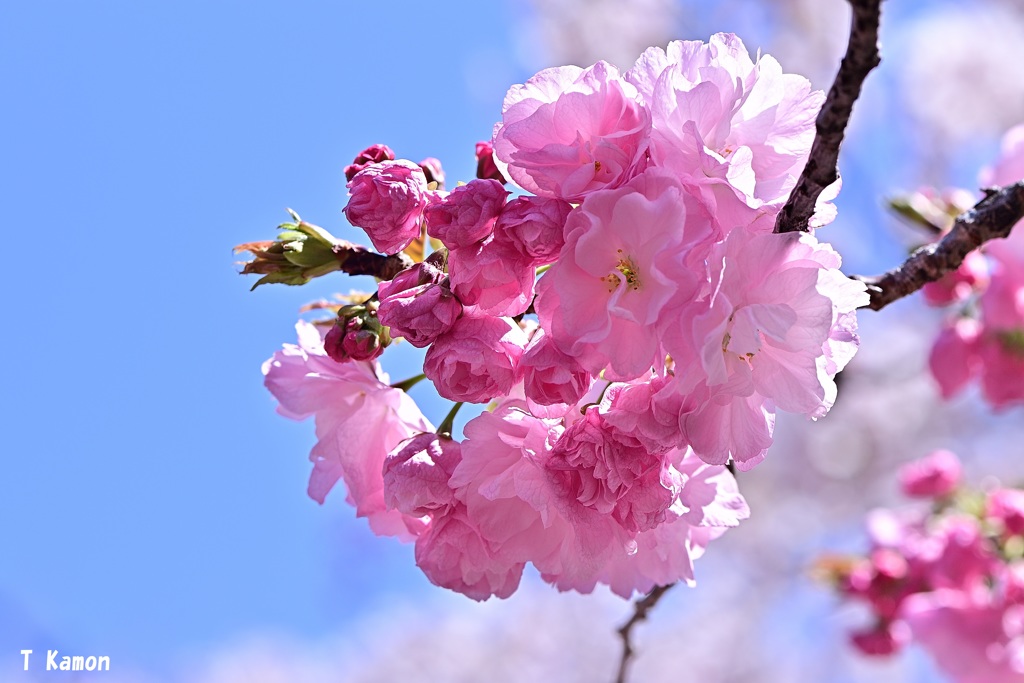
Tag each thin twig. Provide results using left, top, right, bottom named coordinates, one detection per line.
left=614, top=583, right=675, bottom=683
left=855, top=181, right=1024, bottom=311
left=775, top=0, right=883, bottom=234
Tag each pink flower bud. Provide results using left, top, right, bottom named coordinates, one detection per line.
left=323, top=304, right=390, bottom=363
left=418, top=157, right=446, bottom=189
left=424, top=178, right=509, bottom=249
left=382, top=433, right=460, bottom=516
left=344, top=144, right=395, bottom=182
left=475, top=141, right=505, bottom=183
left=423, top=315, right=527, bottom=403
left=898, top=449, right=962, bottom=499
left=494, top=196, right=573, bottom=265
left=343, top=160, right=429, bottom=255
left=377, top=263, right=463, bottom=348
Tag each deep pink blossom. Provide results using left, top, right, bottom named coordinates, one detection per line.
left=493, top=196, right=573, bottom=266
left=343, top=160, right=429, bottom=255
left=493, top=61, right=650, bottom=202
left=262, top=321, right=434, bottom=540
left=929, top=317, right=982, bottom=399
left=547, top=408, right=673, bottom=533
left=424, top=178, right=509, bottom=249
left=519, top=329, right=593, bottom=407
left=414, top=505, right=525, bottom=601
left=423, top=315, right=527, bottom=403
left=922, top=250, right=989, bottom=307
left=988, top=489, right=1024, bottom=537
left=448, top=236, right=536, bottom=317
left=377, top=262, right=462, bottom=348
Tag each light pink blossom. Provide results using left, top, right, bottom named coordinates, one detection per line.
left=493, top=61, right=650, bottom=202
left=519, top=329, right=593, bottom=407
left=382, top=433, right=460, bottom=517
left=627, top=33, right=824, bottom=207
left=535, top=169, right=713, bottom=380
left=262, top=321, right=434, bottom=540
left=343, top=160, right=430, bottom=255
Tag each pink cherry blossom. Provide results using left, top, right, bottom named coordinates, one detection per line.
left=423, top=315, right=527, bottom=403
left=382, top=433, right=460, bottom=517
left=922, top=249, right=989, bottom=307
left=343, top=160, right=430, bottom=255
left=929, top=317, right=982, bottom=399
left=377, top=262, right=462, bottom=348
left=535, top=169, right=713, bottom=380
left=414, top=505, right=525, bottom=601
left=447, top=235, right=536, bottom=317
left=493, top=196, right=573, bottom=266
left=424, top=178, right=509, bottom=249
left=988, top=489, right=1024, bottom=537
left=627, top=33, right=824, bottom=207
left=493, top=61, right=650, bottom=202
left=519, top=329, right=593, bottom=407
left=474, top=140, right=505, bottom=183
left=262, top=321, right=434, bottom=540
left=547, top=407, right=674, bottom=533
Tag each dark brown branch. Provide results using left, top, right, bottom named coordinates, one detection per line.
left=775, top=0, right=883, bottom=234
left=332, top=241, right=413, bottom=281
left=614, top=583, right=675, bottom=683
left=856, top=181, right=1024, bottom=311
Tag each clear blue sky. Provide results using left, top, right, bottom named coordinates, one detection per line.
left=0, top=2, right=525, bottom=679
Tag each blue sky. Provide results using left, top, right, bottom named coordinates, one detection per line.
left=0, top=2, right=526, bottom=679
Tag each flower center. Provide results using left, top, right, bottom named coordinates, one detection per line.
left=602, top=249, right=641, bottom=292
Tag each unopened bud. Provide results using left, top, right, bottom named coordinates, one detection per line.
left=475, top=141, right=505, bottom=183
left=418, top=157, right=446, bottom=190
left=323, top=302, right=391, bottom=363
left=235, top=211, right=343, bottom=289
left=344, top=144, right=395, bottom=182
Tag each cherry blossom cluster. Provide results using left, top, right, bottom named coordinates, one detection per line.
left=820, top=450, right=1024, bottom=682
left=262, top=33, right=869, bottom=600
left=928, top=123, right=1024, bottom=409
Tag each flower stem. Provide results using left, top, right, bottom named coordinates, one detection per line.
left=390, top=373, right=426, bottom=392
left=437, top=402, right=464, bottom=437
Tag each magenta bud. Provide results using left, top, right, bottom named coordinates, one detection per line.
left=344, top=144, right=396, bottom=182
left=418, top=157, right=446, bottom=189
left=475, top=141, right=505, bottom=183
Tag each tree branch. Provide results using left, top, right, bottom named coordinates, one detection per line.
left=614, top=583, right=675, bottom=683
left=856, top=181, right=1024, bottom=311
left=775, top=0, right=883, bottom=234
left=332, top=240, right=413, bottom=281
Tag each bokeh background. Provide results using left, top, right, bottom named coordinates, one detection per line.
left=4, top=1, right=1024, bottom=681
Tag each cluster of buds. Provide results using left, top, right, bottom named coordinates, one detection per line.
left=234, top=212, right=345, bottom=290
left=324, top=301, right=390, bottom=363
left=818, top=450, right=1024, bottom=681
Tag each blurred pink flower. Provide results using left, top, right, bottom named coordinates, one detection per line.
left=898, top=449, right=962, bottom=499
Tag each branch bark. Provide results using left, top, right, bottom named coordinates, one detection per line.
left=856, top=181, right=1024, bottom=311
left=774, top=0, right=883, bottom=234
left=614, top=583, right=675, bottom=683
left=332, top=241, right=413, bottom=281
